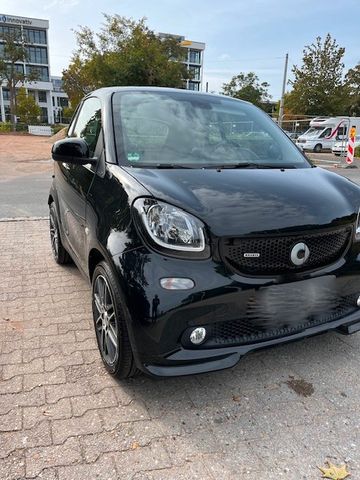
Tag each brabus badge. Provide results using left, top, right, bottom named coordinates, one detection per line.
left=243, top=253, right=260, bottom=258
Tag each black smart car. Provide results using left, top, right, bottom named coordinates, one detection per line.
left=49, top=87, right=360, bottom=378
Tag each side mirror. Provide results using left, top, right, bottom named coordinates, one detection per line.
left=52, top=138, right=97, bottom=165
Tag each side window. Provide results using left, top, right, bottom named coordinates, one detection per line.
left=71, top=97, right=102, bottom=157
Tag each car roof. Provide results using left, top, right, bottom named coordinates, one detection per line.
left=85, top=86, right=250, bottom=104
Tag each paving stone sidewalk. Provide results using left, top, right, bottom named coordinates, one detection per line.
left=1, top=219, right=360, bottom=480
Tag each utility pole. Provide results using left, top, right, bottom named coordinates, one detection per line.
left=278, top=53, right=289, bottom=129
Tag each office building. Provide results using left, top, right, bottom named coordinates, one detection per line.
left=0, top=13, right=69, bottom=124
left=159, top=33, right=205, bottom=91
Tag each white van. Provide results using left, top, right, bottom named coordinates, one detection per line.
left=296, top=117, right=360, bottom=153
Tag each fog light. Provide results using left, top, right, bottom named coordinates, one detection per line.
left=357, top=295, right=360, bottom=307
left=190, top=327, right=206, bottom=345
left=160, top=278, right=194, bottom=290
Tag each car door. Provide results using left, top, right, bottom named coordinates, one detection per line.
left=319, top=127, right=332, bottom=148
left=55, top=96, right=102, bottom=270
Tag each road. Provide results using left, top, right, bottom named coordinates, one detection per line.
left=0, top=170, right=52, bottom=218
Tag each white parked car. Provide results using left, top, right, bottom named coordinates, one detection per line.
left=332, top=136, right=360, bottom=156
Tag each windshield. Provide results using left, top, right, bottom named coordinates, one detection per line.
left=112, top=90, right=310, bottom=169
left=303, top=126, right=325, bottom=136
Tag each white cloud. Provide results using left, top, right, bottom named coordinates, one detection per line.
left=43, top=0, right=79, bottom=11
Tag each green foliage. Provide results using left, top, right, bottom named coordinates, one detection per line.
left=62, top=14, right=189, bottom=105
left=62, top=105, right=76, bottom=123
left=16, top=87, right=41, bottom=124
left=221, top=72, right=271, bottom=108
left=344, top=63, right=360, bottom=115
left=52, top=124, right=67, bottom=135
left=0, top=122, right=11, bottom=132
left=355, top=146, right=360, bottom=158
left=0, top=30, right=40, bottom=129
left=287, top=34, right=345, bottom=115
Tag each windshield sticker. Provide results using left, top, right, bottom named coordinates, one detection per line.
left=127, top=152, right=141, bottom=162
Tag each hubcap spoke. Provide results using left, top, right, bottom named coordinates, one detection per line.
left=49, top=214, right=58, bottom=255
left=107, top=324, right=117, bottom=347
left=105, top=330, right=116, bottom=359
left=94, top=293, right=103, bottom=314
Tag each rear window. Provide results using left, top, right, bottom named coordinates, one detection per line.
left=112, top=90, right=310, bottom=168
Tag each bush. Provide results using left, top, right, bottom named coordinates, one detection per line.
left=355, top=146, right=360, bottom=158
left=0, top=122, right=11, bottom=132
left=52, top=124, right=67, bottom=135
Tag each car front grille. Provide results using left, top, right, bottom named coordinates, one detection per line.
left=220, top=226, right=352, bottom=276
left=203, top=292, right=358, bottom=348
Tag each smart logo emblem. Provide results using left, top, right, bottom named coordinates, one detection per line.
left=1, top=15, right=7, bottom=23
left=290, top=242, right=310, bottom=266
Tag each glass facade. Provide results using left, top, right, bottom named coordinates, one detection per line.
left=189, top=65, right=201, bottom=81
left=27, top=65, right=49, bottom=81
left=188, top=81, right=200, bottom=91
left=23, top=28, right=46, bottom=45
left=26, top=46, right=48, bottom=64
left=0, top=25, right=21, bottom=37
left=189, top=49, right=201, bottom=64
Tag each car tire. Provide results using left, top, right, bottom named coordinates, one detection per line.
left=49, top=203, right=71, bottom=265
left=313, top=144, right=322, bottom=153
left=92, top=261, right=140, bottom=379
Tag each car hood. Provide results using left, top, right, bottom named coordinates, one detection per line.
left=124, top=166, right=360, bottom=237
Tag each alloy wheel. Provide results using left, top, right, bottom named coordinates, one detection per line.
left=49, top=210, right=59, bottom=258
left=93, top=274, right=119, bottom=366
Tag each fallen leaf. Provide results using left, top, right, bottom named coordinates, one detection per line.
left=232, top=395, right=241, bottom=402
left=318, top=461, right=350, bottom=479
left=131, top=441, right=140, bottom=450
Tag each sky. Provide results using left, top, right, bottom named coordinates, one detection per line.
left=1, top=0, right=359, bottom=100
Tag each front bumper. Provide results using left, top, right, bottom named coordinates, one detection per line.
left=113, top=247, right=360, bottom=377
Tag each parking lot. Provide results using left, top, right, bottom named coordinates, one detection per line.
left=1, top=134, right=360, bottom=479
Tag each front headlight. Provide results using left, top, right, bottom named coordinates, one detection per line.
left=133, top=198, right=207, bottom=255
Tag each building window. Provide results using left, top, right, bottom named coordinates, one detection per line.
left=27, top=65, right=49, bottom=82
left=59, top=97, right=69, bottom=108
left=40, top=107, right=48, bottom=123
left=0, top=25, right=21, bottom=37
left=38, top=91, right=47, bottom=103
left=4, top=105, right=11, bottom=121
left=52, top=96, right=55, bottom=106
left=51, top=78, right=63, bottom=92
left=23, top=28, right=46, bottom=45
left=189, top=65, right=201, bottom=81
left=188, top=81, right=200, bottom=91
left=189, top=50, right=201, bottom=64
left=26, top=46, right=48, bottom=65
left=5, top=64, right=24, bottom=75
left=2, top=88, right=10, bottom=101
left=28, top=90, right=36, bottom=99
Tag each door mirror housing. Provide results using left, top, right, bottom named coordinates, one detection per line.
left=52, top=138, right=97, bottom=165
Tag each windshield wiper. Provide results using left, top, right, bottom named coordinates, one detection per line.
left=215, top=163, right=297, bottom=169
left=154, top=163, right=194, bottom=169
left=125, top=163, right=194, bottom=169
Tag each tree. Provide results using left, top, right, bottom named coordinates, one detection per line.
left=62, top=14, right=189, bottom=108
left=0, top=29, right=39, bottom=129
left=287, top=34, right=345, bottom=115
left=344, top=63, right=360, bottom=115
left=221, top=72, right=271, bottom=108
left=16, top=87, right=41, bottom=124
